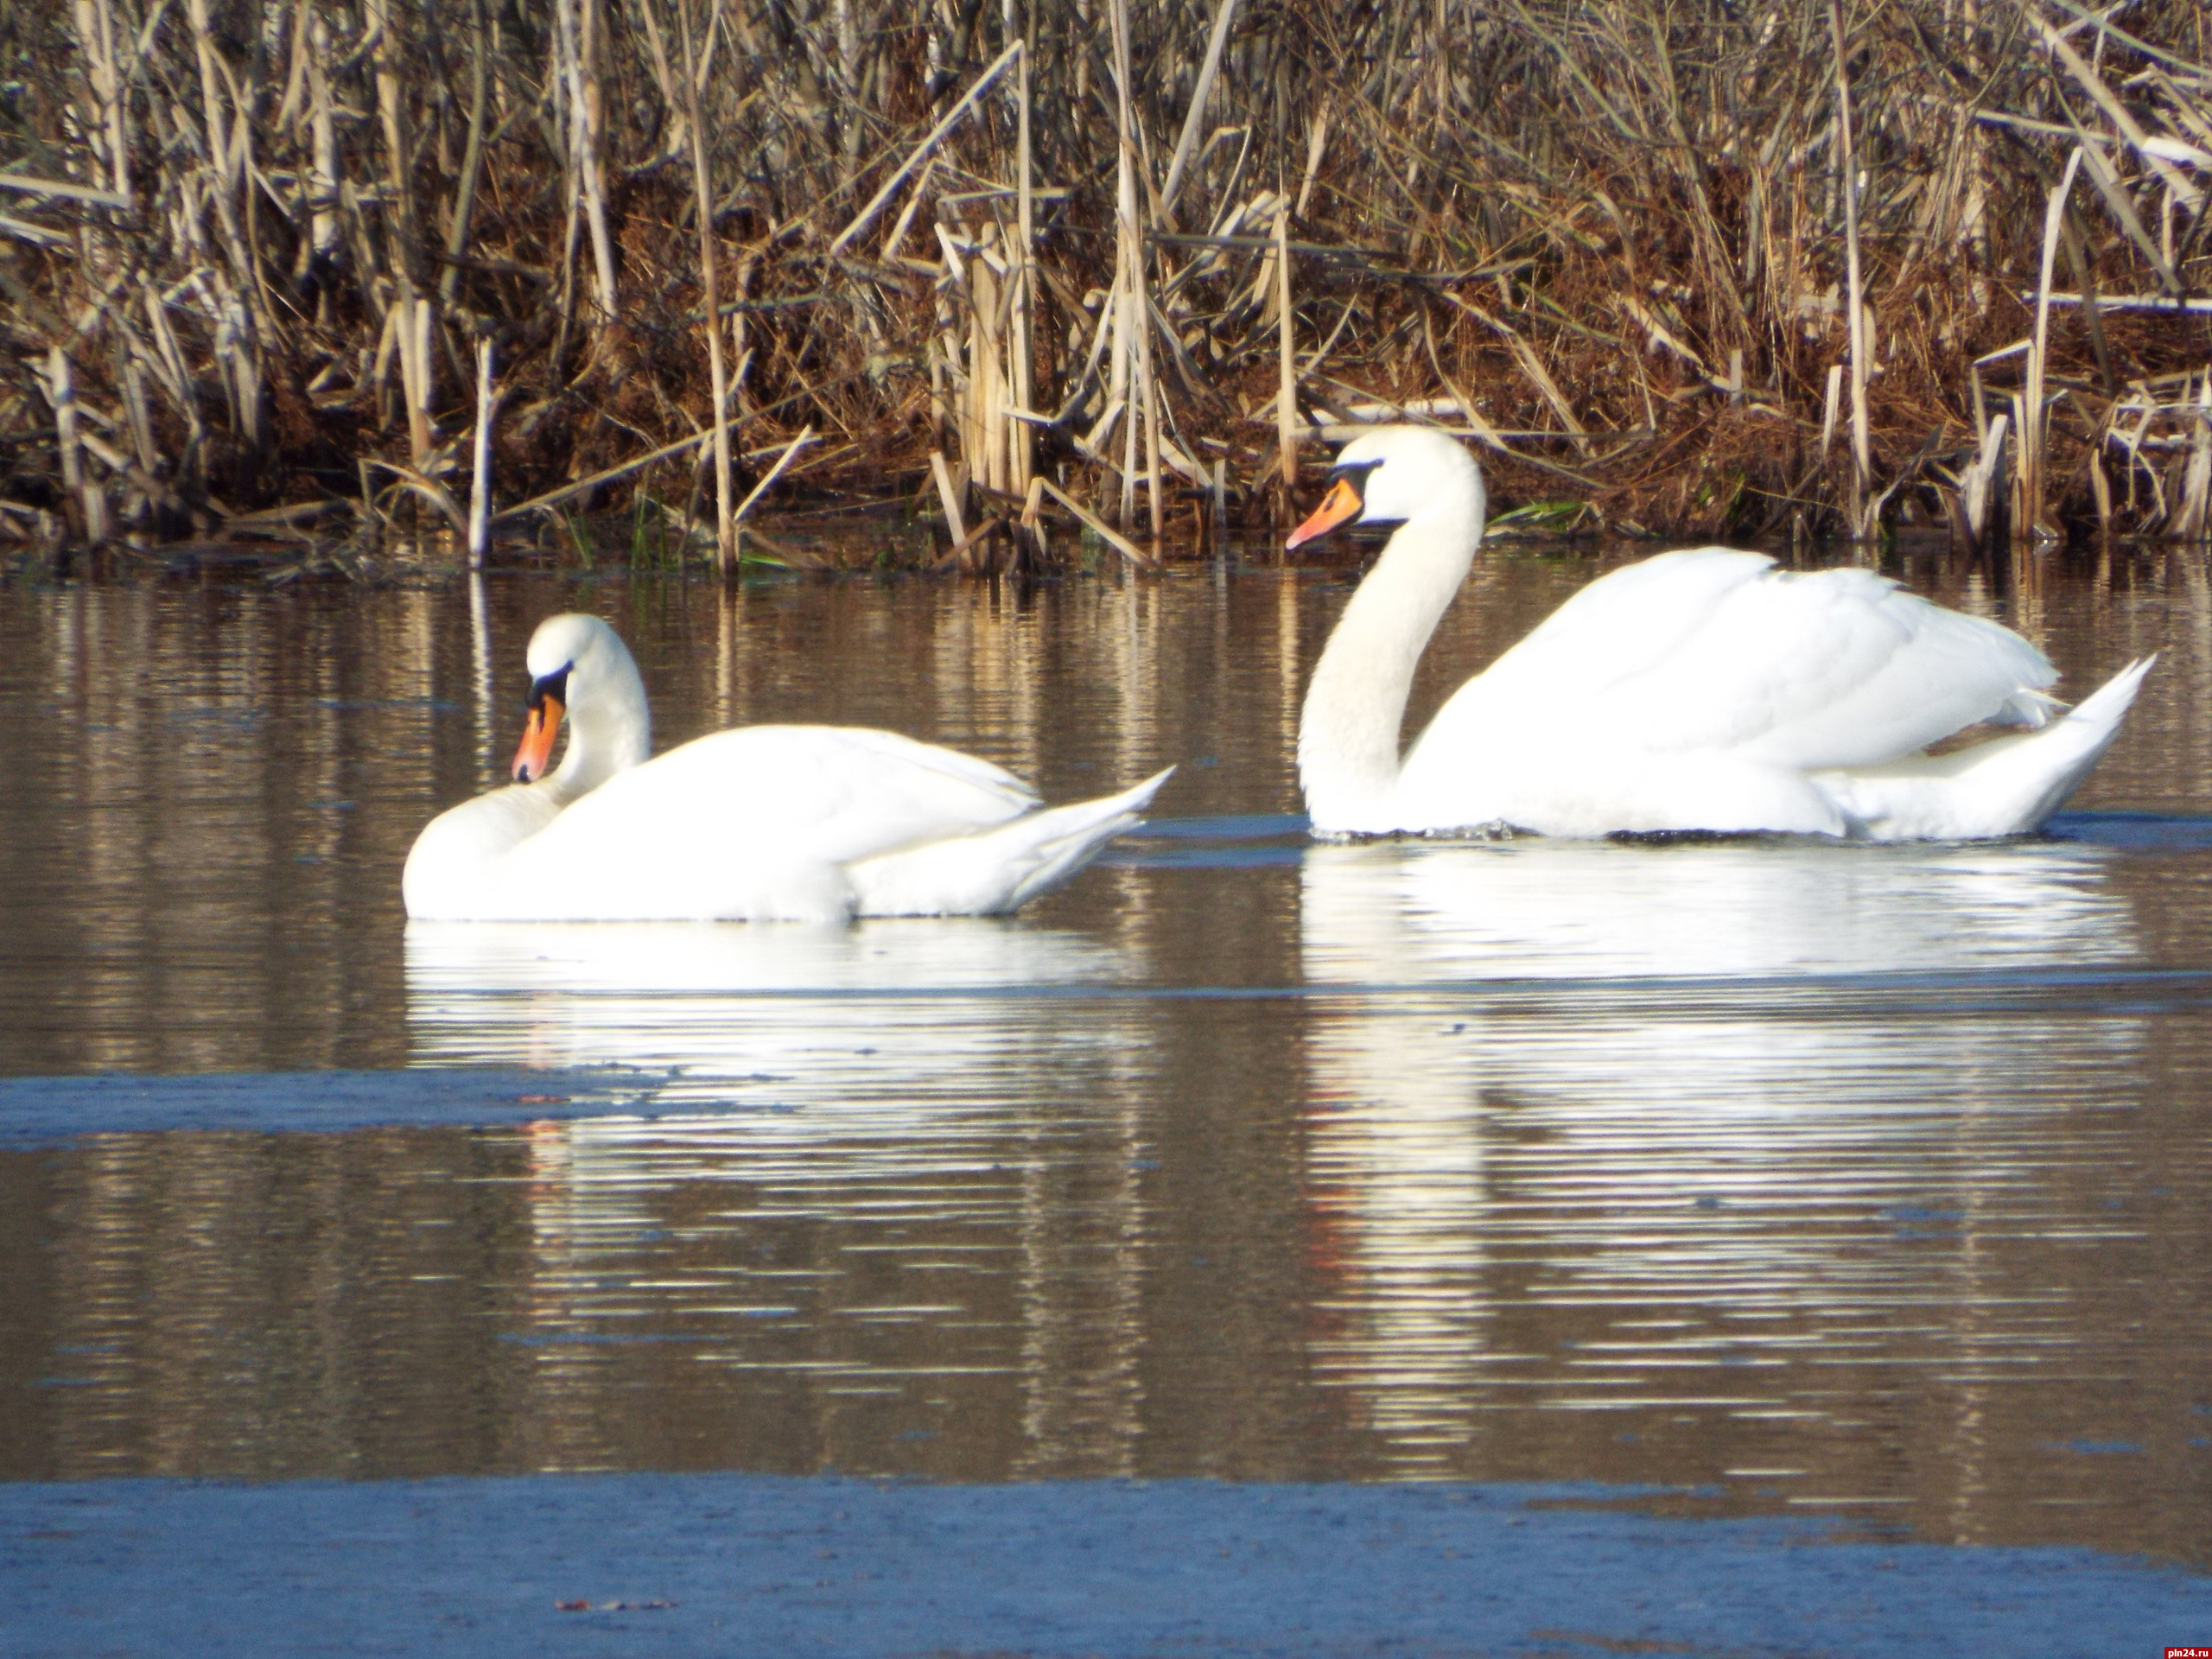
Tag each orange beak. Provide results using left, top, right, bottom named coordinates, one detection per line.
left=512, top=690, right=564, bottom=783
left=1286, top=475, right=1365, bottom=550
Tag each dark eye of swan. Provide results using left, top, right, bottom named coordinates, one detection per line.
left=1328, top=460, right=1383, bottom=500
left=526, top=662, right=572, bottom=712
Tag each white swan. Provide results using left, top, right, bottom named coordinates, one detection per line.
left=1287, top=425, right=2152, bottom=840
left=403, top=613, right=1171, bottom=922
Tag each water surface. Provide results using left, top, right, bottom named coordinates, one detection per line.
left=1, top=542, right=2209, bottom=1567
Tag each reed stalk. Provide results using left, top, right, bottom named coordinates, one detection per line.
left=560, top=0, right=620, bottom=326
left=931, top=451, right=969, bottom=546
left=734, top=425, right=816, bottom=520
left=1829, top=0, right=1872, bottom=537
left=1012, top=41, right=1034, bottom=499
left=67, top=0, right=128, bottom=204
left=46, top=347, right=104, bottom=546
left=1160, top=0, right=1240, bottom=221
left=1107, top=0, right=1142, bottom=529
left=437, top=0, right=493, bottom=309
left=1040, top=477, right=1159, bottom=570
left=678, top=0, right=734, bottom=572
left=2022, top=148, right=2089, bottom=541
left=2177, top=373, right=2212, bottom=540
left=827, top=41, right=1024, bottom=257
left=468, top=337, right=496, bottom=569
left=1276, top=193, right=1296, bottom=496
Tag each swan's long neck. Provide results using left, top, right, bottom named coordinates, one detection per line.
left=1299, top=485, right=1482, bottom=830
left=544, top=650, right=652, bottom=806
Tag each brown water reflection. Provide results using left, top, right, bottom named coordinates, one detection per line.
left=0, top=543, right=2209, bottom=1565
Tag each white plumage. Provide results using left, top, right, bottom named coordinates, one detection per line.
left=403, top=613, right=1169, bottom=923
left=1289, top=425, right=2150, bottom=840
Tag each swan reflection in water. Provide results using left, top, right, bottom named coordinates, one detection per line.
left=404, top=916, right=1150, bottom=1195
left=1296, top=836, right=2145, bottom=1467
left=406, top=917, right=1133, bottom=1077
left=404, top=919, right=1154, bottom=1472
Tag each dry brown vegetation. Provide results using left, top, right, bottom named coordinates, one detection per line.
left=2, top=0, right=2209, bottom=572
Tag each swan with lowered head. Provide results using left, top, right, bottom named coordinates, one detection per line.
left=404, top=613, right=1171, bottom=923
left=1287, top=425, right=2150, bottom=841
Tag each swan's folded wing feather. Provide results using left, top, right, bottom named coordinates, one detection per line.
left=1408, top=549, right=1778, bottom=771
left=1678, top=570, right=2056, bottom=766
left=529, top=723, right=1039, bottom=868
left=785, top=725, right=1043, bottom=811
left=1480, top=548, right=1782, bottom=690
left=1411, top=551, right=2054, bottom=775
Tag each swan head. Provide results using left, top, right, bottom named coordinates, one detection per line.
left=512, top=613, right=649, bottom=785
left=1285, top=425, right=1485, bottom=550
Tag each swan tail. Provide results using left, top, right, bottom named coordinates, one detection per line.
left=2061, top=654, right=2157, bottom=733
left=1815, top=657, right=2153, bottom=839
left=1972, top=656, right=2154, bottom=834
left=848, top=768, right=1174, bottom=917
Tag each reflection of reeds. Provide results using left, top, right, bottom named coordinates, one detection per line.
left=2, top=0, right=2209, bottom=568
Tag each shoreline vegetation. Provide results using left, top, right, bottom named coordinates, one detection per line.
left=1, top=0, right=2209, bottom=576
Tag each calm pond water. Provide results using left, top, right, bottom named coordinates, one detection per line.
left=1, top=538, right=2209, bottom=1567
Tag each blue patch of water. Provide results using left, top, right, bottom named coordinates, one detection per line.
left=2044, top=810, right=2212, bottom=851
left=5, top=1475, right=2200, bottom=1658
left=0, top=1069, right=676, bottom=1148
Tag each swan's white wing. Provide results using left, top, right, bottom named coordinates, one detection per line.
left=1471, top=548, right=1783, bottom=690
left=537, top=723, right=1039, bottom=868
left=1410, top=549, right=2054, bottom=776
left=1636, top=566, right=2056, bottom=766
left=790, top=724, right=1043, bottom=810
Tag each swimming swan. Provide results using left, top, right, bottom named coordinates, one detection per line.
left=403, top=613, right=1171, bottom=922
left=1287, top=425, right=2150, bottom=840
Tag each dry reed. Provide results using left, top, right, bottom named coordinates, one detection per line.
left=1, top=0, right=2209, bottom=571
